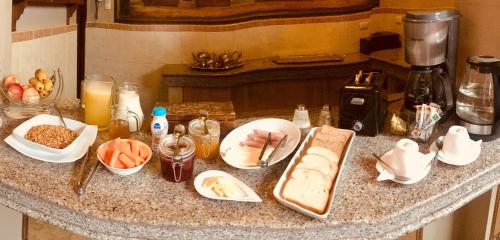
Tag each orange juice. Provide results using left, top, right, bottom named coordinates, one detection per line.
left=83, top=78, right=113, bottom=130
left=188, top=119, right=220, bottom=160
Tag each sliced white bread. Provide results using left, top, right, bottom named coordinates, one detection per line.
left=281, top=178, right=330, bottom=214
left=301, top=155, right=332, bottom=179
left=290, top=167, right=333, bottom=187
left=307, top=146, right=339, bottom=165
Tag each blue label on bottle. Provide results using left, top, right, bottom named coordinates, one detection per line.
left=154, top=123, right=161, bottom=129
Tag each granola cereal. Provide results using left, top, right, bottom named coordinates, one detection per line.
left=25, top=125, right=78, bottom=149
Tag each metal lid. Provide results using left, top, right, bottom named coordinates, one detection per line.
left=188, top=118, right=220, bottom=136
left=404, top=10, right=459, bottom=22
left=159, top=134, right=195, bottom=157
left=467, top=56, right=500, bottom=74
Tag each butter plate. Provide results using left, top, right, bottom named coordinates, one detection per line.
left=194, top=170, right=261, bottom=202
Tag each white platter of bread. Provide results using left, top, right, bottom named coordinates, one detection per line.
left=273, top=125, right=355, bottom=219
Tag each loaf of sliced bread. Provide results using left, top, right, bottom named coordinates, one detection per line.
left=281, top=125, right=351, bottom=214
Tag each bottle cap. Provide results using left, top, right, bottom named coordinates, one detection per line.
left=152, top=107, right=167, bottom=116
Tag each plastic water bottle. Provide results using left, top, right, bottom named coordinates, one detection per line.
left=151, top=107, right=168, bottom=153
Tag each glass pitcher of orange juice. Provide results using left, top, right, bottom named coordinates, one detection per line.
left=188, top=110, right=220, bottom=160
left=81, top=74, right=115, bottom=130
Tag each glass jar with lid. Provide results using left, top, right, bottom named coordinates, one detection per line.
left=188, top=111, right=220, bottom=161
left=159, top=133, right=196, bottom=182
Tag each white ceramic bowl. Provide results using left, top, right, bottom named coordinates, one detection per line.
left=97, top=140, right=152, bottom=176
left=12, top=114, right=93, bottom=155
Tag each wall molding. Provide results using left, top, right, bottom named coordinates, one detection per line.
left=12, top=24, right=77, bottom=43
left=85, top=7, right=452, bottom=33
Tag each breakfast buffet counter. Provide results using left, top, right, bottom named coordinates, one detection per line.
left=0, top=101, right=499, bottom=240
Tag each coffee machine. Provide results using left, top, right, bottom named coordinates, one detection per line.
left=456, top=56, right=500, bottom=141
left=402, top=10, right=460, bottom=119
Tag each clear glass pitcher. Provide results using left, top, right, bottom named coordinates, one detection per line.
left=81, top=74, right=115, bottom=130
left=456, top=56, right=498, bottom=126
left=113, top=82, right=144, bottom=132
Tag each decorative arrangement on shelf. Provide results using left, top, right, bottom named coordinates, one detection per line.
left=189, top=51, right=243, bottom=71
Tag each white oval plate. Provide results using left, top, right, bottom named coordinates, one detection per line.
left=194, top=170, right=261, bottom=202
left=219, top=118, right=301, bottom=169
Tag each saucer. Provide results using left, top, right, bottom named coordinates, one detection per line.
left=430, top=138, right=481, bottom=166
left=375, top=150, right=432, bottom=184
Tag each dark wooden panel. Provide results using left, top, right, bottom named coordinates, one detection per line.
left=116, top=0, right=378, bottom=24
left=183, top=87, right=231, bottom=102
left=232, top=78, right=333, bottom=113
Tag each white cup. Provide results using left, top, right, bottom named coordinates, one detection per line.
left=442, top=126, right=470, bottom=158
left=386, top=138, right=425, bottom=177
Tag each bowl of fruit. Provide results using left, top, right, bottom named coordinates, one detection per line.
left=1, top=68, right=63, bottom=119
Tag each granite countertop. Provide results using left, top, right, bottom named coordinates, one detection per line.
left=0, top=100, right=499, bottom=240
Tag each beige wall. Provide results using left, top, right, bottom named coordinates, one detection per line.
left=11, top=32, right=78, bottom=98
left=0, top=1, right=12, bottom=76
left=456, top=0, right=500, bottom=83
left=16, top=6, right=75, bottom=32
left=10, top=6, right=78, bottom=98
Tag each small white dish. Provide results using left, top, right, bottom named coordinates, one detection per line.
left=194, top=170, right=262, bottom=202
left=220, top=118, right=301, bottom=170
left=4, top=125, right=98, bottom=163
left=96, top=140, right=152, bottom=176
left=12, top=114, right=91, bottom=154
left=376, top=161, right=431, bottom=185
left=429, top=138, right=481, bottom=166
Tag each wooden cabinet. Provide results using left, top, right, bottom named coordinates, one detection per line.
left=161, top=54, right=370, bottom=114
left=11, top=0, right=85, bottom=31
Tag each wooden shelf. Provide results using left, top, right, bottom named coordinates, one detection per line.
left=12, top=0, right=85, bottom=31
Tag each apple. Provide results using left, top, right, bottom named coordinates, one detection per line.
left=22, top=87, right=40, bottom=105
left=7, top=83, right=23, bottom=100
left=3, top=75, right=19, bottom=89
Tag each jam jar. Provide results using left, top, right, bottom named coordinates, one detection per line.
left=188, top=115, right=220, bottom=161
left=159, top=133, right=196, bottom=182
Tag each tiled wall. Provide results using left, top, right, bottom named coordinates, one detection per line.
left=9, top=6, right=78, bottom=98
left=11, top=30, right=78, bottom=98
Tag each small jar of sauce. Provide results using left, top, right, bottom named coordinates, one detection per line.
left=159, top=133, right=195, bottom=182
left=188, top=113, right=220, bottom=161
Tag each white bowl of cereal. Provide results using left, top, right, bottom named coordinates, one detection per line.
left=12, top=114, right=95, bottom=155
